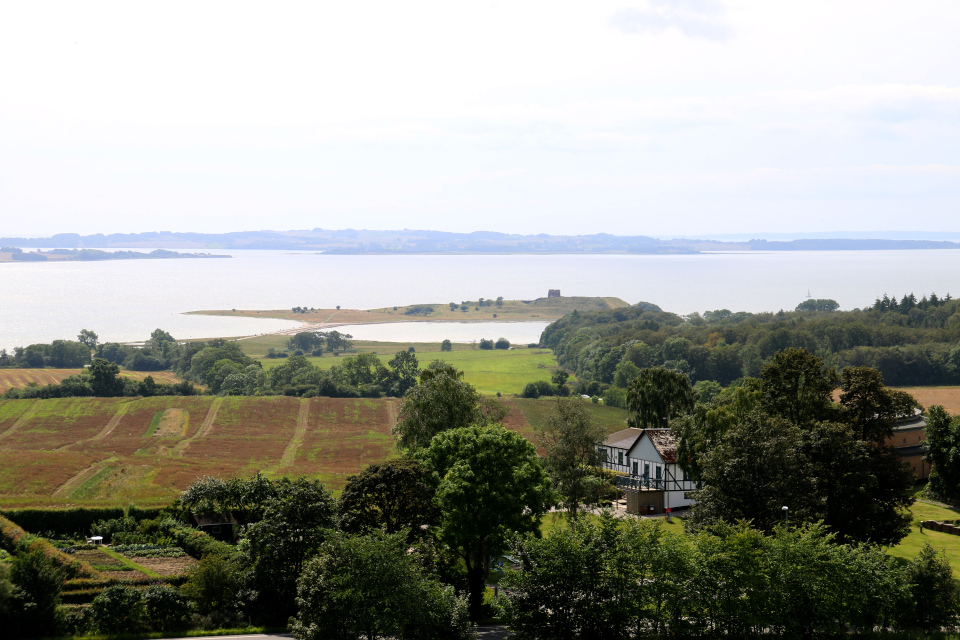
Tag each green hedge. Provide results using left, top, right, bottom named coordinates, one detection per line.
left=167, top=525, right=234, bottom=559
left=0, top=506, right=166, bottom=537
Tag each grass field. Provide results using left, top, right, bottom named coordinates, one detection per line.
left=0, top=368, right=184, bottom=394
left=257, top=347, right=568, bottom=396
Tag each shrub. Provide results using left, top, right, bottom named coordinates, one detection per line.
left=479, top=338, right=494, bottom=350
left=440, top=339, right=452, bottom=352
left=181, top=554, right=240, bottom=615
left=495, top=337, right=510, bottom=350
left=143, top=583, right=192, bottom=631
left=521, top=380, right=556, bottom=399
left=89, top=585, right=145, bottom=633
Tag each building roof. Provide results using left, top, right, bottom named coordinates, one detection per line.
left=643, top=428, right=678, bottom=463
left=605, top=427, right=644, bottom=450
left=193, top=513, right=238, bottom=527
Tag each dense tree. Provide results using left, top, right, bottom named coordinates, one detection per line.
left=287, top=331, right=323, bottom=353
left=923, top=405, right=960, bottom=500
left=292, top=530, right=471, bottom=640
left=338, top=458, right=438, bottom=540
left=418, top=424, right=552, bottom=617
left=393, top=369, right=484, bottom=451
left=759, top=348, right=837, bottom=426
left=88, top=357, right=125, bottom=396
left=440, top=339, right=453, bottom=352
left=690, top=411, right=818, bottom=533
left=501, top=518, right=916, bottom=638
left=77, top=329, right=99, bottom=349
left=8, top=549, right=66, bottom=637
left=626, top=367, right=695, bottom=429
left=241, top=477, right=336, bottom=624
left=495, top=337, right=510, bottom=350
left=536, top=397, right=606, bottom=526
left=387, top=350, right=419, bottom=396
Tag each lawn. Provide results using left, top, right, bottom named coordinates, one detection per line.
left=510, top=397, right=630, bottom=436
left=257, top=347, right=568, bottom=396
left=888, top=498, right=960, bottom=577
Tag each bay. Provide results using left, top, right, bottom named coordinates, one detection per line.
left=2, top=249, right=960, bottom=351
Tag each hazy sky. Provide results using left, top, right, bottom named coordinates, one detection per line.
left=2, top=1, right=959, bottom=237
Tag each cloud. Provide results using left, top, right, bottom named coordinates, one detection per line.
left=610, top=0, right=733, bottom=41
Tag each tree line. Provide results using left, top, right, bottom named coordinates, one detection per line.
left=541, top=293, right=960, bottom=390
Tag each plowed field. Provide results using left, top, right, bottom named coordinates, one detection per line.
left=0, top=395, right=628, bottom=508
left=0, top=369, right=184, bottom=394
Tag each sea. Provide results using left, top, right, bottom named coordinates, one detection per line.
left=2, top=249, right=960, bottom=351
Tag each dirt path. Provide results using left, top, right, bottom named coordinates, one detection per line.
left=385, top=398, right=398, bottom=428
left=0, top=400, right=39, bottom=441
left=173, top=397, right=224, bottom=456
left=277, top=398, right=310, bottom=469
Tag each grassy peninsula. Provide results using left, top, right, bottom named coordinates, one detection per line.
left=189, top=295, right=629, bottom=324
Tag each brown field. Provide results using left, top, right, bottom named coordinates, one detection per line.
left=0, top=395, right=628, bottom=508
left=894, top=387, right=960, bottom=415
left=127, top=555, right=198, bottom=576
left=0, top=369, right=185, bottom=394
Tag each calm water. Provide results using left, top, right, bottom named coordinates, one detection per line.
left=2, top=249, right=959, bottom=351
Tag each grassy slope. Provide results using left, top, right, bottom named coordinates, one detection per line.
left=887, top=498, right=960, bottom=577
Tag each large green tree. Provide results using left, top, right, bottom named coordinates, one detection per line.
left=923, top=405, right=960, bottom=501
left=240, top=477, right=336, bottom=624
left=419, top=424, right=552, bottom=618
left=338, top=458, right=438, bottom=540
left=392, top=368, right=484, bottom=451
left=536, top=397, right=606, bottom=526
left=759, top=348, right=837, bottom=426
left=626, top=367, right=695, bottom=429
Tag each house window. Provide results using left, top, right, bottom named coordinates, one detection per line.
left=632, top=461, right=638, bottom=475
left=656, top=467, right=662, bottom=480
left=643, top=463, right=649, bottom=479
left=618, top=451, right=623, bottom=466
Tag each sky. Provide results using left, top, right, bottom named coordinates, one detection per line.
left=1, top=1, right=959, bottom=238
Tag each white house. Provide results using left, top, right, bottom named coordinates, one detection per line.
left=599, top=427, right=696, bottom=514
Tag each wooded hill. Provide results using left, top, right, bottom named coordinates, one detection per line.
left=542, top=294, right=960, bottom=387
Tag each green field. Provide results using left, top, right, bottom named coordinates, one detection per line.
left=256, top=346, right=569, bottom=396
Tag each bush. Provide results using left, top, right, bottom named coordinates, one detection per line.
left=602, top=386, right=628, bottom=409
left=495, top=337, right=510, bottom=350
left=440, top=339, right=452, bottom=352
left=89, top=585, right=145, bottom=633
left=143, top=583, right=192, bottom=631
left=181, top=554, right=240, bottom=615
left=521, top=380, right=556, bottom=399
left=479, top=338, right=494, bottom=350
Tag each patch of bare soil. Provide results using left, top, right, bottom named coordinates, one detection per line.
left=128, top=555, right=198, bottom=576
left=155, top=409, right=186, bottom=437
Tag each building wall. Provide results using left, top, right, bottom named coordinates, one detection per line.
left=890, top=427, right=925, bottom=449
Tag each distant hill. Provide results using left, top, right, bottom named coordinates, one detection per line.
left=3, top=229, right=959, bottom=254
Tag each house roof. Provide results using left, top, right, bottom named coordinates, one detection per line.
left=605, top=427, right=644, bottom=450
left=643, top=428, right=678, bottom=463
left=193, top=513, right=238, bottom=527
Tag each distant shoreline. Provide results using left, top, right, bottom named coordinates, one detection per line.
left=0, top=248, right=231, bottom=263
left=4, top=229, right=960, bottom=255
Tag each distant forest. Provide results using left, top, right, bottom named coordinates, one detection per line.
left=542, top=293, right=960, bottom=390
left=3, top=229, right=960, bottom=254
